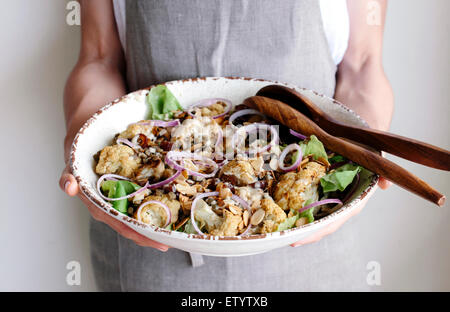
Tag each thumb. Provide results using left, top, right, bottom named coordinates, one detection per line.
left=378, top=177, right=392, bottom=190
left=59, top=165, right=79, bottom=197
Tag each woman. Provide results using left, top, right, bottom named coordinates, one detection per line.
left=60, top=0, right=393, bottom=291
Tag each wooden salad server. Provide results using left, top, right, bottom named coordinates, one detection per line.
left=256, top=85, right=450, bottom=171
left=243, top=96, right=446, bottom=207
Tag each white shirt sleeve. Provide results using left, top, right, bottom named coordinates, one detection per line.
left=319, top=0, right=350, bottom=65
left=113, top=0, right=126, bottom=53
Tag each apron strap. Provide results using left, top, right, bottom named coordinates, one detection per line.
left=189, top=252, right=205, bottom=267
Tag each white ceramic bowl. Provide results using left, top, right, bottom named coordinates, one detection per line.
left=70, top=77, right=378, bottom=257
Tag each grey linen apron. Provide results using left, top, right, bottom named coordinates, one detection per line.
left=90, top=0, right=370, bottom=291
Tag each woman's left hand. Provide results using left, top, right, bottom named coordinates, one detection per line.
left=291, top=0, right=393, bottom=247
left=290, top=178, right=391, bottom=247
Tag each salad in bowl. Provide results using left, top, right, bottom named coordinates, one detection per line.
left=70, top=77, right=378, bottom=256
left=93, top=85, right=365, bottom=237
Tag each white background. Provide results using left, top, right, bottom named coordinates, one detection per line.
left=0, top=0, right=449, bottom=291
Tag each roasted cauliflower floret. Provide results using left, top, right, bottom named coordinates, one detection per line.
left=134, top=158, right=165, bottom=185
left=273, top=161, right=326, bottom=211
left=193, top=199, right=222, bottom=232
left=219, top=159, right=258, bottom=186
left=193, top=102, right=226, bottom=118
left=95, top=144, right=141, bottom=178
left=118, top=122, right=154, bottom=140
left=235, top=186, right=264, bottom=209
left=134, top=194, right=181, bottom=226
left=192, top=198, right=244, bottom=236
left=259, top=197, right=287, bottom=234
left=210, top=210, right=242, bottom=236
left=170, top=116, right=221, bottom=156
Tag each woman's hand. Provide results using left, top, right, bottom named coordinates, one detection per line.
left=291, top=179, right=390, bottom=247
left=59, top=164, right=170, bottom=251
left=291, top=0, right=393, bottom=247
left=60, top=0, right=169, bottom=251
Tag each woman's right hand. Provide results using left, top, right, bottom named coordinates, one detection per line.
left=59, top=163, right=170, bottom=251
left=61, top=0, right=169, bottom=252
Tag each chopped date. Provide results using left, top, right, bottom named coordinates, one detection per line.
left=159, top=140, right=173, bottom=151
left=137, top=133, right=150, bottom=148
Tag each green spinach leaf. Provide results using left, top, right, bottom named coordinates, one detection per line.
left=328, top=155, right=346, bottom=164
left=276, top=213, right=299, bottom=232
left=112, top=181, right=128, bottom=214
left=183, top=219, right=198, bottom=234
left=298, top=199, right=315, bottom=223
left=101, top=180, right=141, bottom=214
left=147, top=85, right=183, bottom=120
left=320, top=163, right=361, bottom=193
left=300, top=135, right=328, bottom=164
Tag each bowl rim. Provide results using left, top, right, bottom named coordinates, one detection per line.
left=69, top=76, right=379, bottom=242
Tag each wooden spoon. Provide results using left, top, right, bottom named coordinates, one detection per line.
left=256, top=85, right=450, bottom=171
left=243, top=96, right=446, bottom=207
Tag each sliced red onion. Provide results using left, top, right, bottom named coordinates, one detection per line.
left=298, top=198, right=343, bottom=214
left=190, top=192, right=251, bottom=236
left=116, top=138, right=141, bottom=150
left=147, top=170, right=181, bottom=189
left=289, top=129, right=307, bottom=140
left=232, top=123, right=279, bottom=155
left=133, top=119, right=181, bottom=127
left=230, top=194, right=250, bottom=211
left=278, top=143, right=302, bottom=172
left=97, top=170, right=181, bottom=201
left=190, top=192, right=217, bottom=235
left=215, top=158, right=229, bottom=168
left=229, top=109, right=266, bottom=126
left=186, top=98, right=232, bottom=119
left=240, top=223, right=253, bottom=236
left=232, top=194, right=253, bottom=237
left=165, top=151, right=219, bottom=178
left=97, top=173, right=130, bottom=183
left=136, top=200, right=172, bottom=227
left=96, top=174, right=145, bottom=202
left=96, top=174, right=126, bottom=201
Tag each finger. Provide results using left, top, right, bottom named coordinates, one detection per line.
left=109, top=220, right=170, bottom=251
left=291, top=214, right=350, bottom=246
left=291, top=236, right=321, bottom=247
left=134, top=239, right=170, bottom=251
left=291, top=204, right=365, bottom=247
left=59, top=165, right=169, bottom=250
left=378, top=177, right=392, bottom=190
left=59, top=166, right=79, bottom=196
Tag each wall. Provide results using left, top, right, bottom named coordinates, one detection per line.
left=359, top=0, right=450, bottom=290
left=0, top=0, right=95, bottom=291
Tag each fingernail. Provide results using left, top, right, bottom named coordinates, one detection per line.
left=64, top=181, right=70, bottom=192
left=158, top=247, right=168, bottom=252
